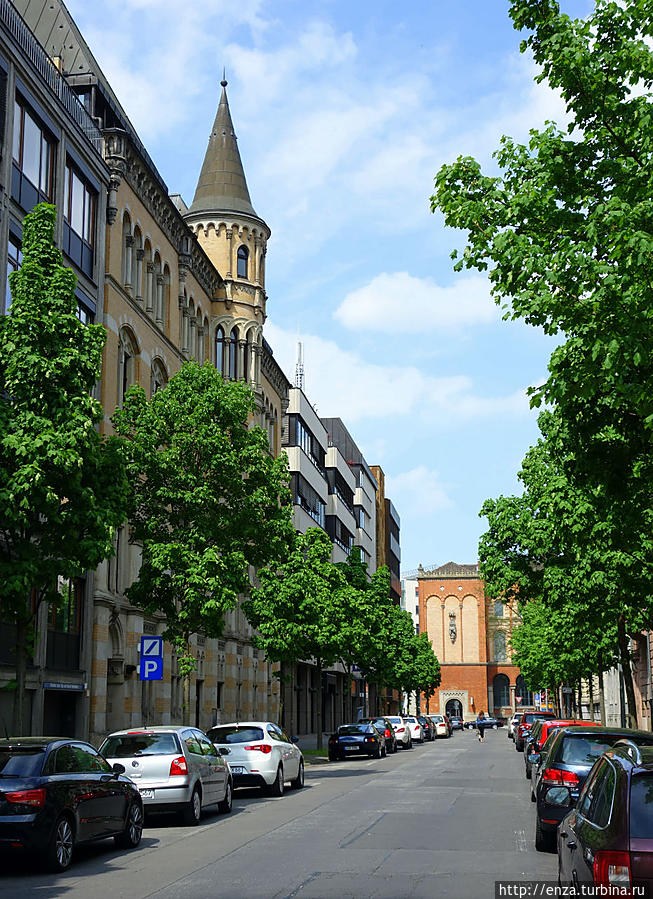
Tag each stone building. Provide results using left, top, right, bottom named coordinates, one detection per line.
left=417, top=562, right=524, bottom=721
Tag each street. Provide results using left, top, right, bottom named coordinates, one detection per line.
left=0, top=728, right=555, bottom=899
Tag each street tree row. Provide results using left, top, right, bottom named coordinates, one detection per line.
left=0, top=203, right=440, bottom=735
left=431, top=0, right=653, bottom=725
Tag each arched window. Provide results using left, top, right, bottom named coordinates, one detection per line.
left=118, top=328, right=138, bottom=404
left=215, top=326, right=225, bottom=375
left=494, top=600, right=504, bottom=618
left=151, top=358, right=168, bottom=396
left=237, top=245, right=248, bottom=278
left=516, top=675, right=533, bottom=707
left=121, top=213, right=132, bottom=287
left=229, top=327, right=238, bottom=379
left=494, top=630, right=507, bottom=662
left=493, top=674, right=510, bottom=709
left=243, top=333, right=251, bottom=383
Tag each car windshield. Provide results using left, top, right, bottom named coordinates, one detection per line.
left=387, top=717, right=403, bottom=724
left=0, top=747, right=45, bottom=776
left=207, top=726, right=265, bottom=744
left=405, top=717, right=417, bottom=723
left=100, top=733, right=180, bottom=757
left=630, top=774, right=653, bottom=839
left=338, top=725, right=368, bottom=735
left=558, top=734, right=645, bottom=766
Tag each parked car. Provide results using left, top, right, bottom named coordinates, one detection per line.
left=207, top=721, right=303, bottom=796
left=508, top=713, right=523, bottom=740
left=0, top=737, right=143, bottom=872
left=515, top=711, right=557, bottom=751
left=328, top=723, right=386, bottom=760
left=359, top=718, right=398, bottom=753
left=443, top=714, right=454, bottom=736
left=430, top=715, right=451, bottom=738
left=404, top=716, right=424, bottom=744
left=417, top=715, right=436, bottom=741
left=532, top=726, right=653, bottom=852
left=385, top=716, right=413, bottom=749
left=100, top=725, right=233, bottom=824
left=525, top=719, right=598, bottom=780
left=449, top=716, right=464, bottom=731
left=557, top=740, right=653, bottom=892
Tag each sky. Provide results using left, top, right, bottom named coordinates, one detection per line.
left=65, top=0, right=592, bottom=573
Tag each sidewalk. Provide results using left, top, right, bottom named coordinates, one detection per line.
left=294, top=732, right=332, bottom=765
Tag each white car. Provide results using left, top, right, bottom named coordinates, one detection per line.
left=207, top=721, right=304, bottom=796
left=429, top=715, right=449, bottom=738
left=385, top=715, right=413, bottom=749
left=404, top=716, right=424, bottom=743
left=508, top=713, right=522, bottom=740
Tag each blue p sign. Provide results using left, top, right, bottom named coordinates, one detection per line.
left=140, top=657, right=163, bottom=680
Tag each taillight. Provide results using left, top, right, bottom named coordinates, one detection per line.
left=364, top=736, right=375, bottom=743
left=169, top=756, right=188, bottom=776
left=244, top=744, right=272, bottom=754
left=5, top=788, right=46, bottom=808
left=541, top=768, right=579, bottom=786
left=396, top=727, right=405, bottom=733
left=385, top=729, right=391, bottom=738
left=593, top=851, right=631, bottom=887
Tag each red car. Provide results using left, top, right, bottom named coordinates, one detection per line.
left=515, top=711, right=557, bottom=752
left=525, top=719, right=599, bottom=780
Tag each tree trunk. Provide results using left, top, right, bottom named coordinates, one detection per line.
left=288, top=663, right=295, bottom=738
left=316, top=658, right=323, bottom=750
left=618, top=613, right=639, bottom=728
left=599, top=669, right=606, bottom=725
left=577, top=682, right=583, bottom=719
left=182, top=633, right=192, bottom=725
left=589, top=676, right=594, bottom=721
left=13, top=616, right=29, bottom=736
left=346, top=665, right=353, bottom=726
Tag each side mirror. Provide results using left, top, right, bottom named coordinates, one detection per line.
left=544, top=786, right=572, bottom=807
left=112, top=762, right=126, bottom=776
left=291, top=736, right=298, bottom=744
left=528, top=752, right=541, bottom=767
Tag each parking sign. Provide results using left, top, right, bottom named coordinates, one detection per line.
left=139, top=635, right=163, bottom=680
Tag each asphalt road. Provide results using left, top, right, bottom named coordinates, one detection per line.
left=0, top=727, right=556, bottom=899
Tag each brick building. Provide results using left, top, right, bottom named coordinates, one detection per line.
left=417, top=562, right=526, bottom=721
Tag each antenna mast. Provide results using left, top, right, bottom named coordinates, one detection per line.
left=295, top=339, right=305, bottom=391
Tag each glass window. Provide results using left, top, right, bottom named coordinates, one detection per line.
left=207, top=726, right=265, bottom=744
left=5, top=232, right=22, bottom=314
left=494, top=600, right=504, bottom=617
left=196, top=733, right=218, bottom=757
left=99, top=733, right=181, bottom=758
left=494, top=631, right=507, bottom=662
left=53, top=744, right=83, bottom=774
left=229, top=328, right=238, bottom=379
left=557, top=734, right=653, bottom=766
left=0, top=747, right=45, bottom=776
left=215, top=326, right=225, bottom=375
left=13, top=98, right=54, bottom=205
left=49, top=577, right=82, bottom=633
left=267, top=725, right=283, bottom=742
left=588, top=760, right=616, bottom=828
left=237, top=245, right=248, bottom=278
left=72, top=743, right=111, bottom=774
left=630, top=774, right=653, bottom=838
left=183, top=733, right=203, bottom=756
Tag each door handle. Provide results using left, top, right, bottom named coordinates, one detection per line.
left=560, top=831, right=568, bottom=838
left=567, top=841, right=577, bottom=850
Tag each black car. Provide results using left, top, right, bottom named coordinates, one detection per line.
left=328, top=724, right=386, bottom=761
left=449, top=717, right=464, bottom=731
left=417, top=716, right=436, bottom=741
left=557, top=740, right=653, bottom=891
left=533, top=726, right=653, bottom=852
left=359, top=718, right=398, bottom=753
left=0, top=737, right=143, bottom=871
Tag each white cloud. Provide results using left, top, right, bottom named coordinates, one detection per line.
left=335, top=272, right=498, bottom=334
left=265, top=321, right=530, bottom=425
left=386, top=466, right=454, bottom=516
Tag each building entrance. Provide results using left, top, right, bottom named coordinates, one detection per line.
left=43, top=690, right=78, bottom=736
left=445, top=698, right=463, bottom=718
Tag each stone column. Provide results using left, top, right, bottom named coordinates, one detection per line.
left=253, top=344, right=262, bottom=389
left=225, top=228, right=233, bottom=278
left=182, top=310, right=189, bottom=355
left=124, top=235, right=134, bottom=293
left=155, top=274, right=164, bottom=326
left=189, top=317, right=197, bottom=359
left=145, top=262, right=154, bottom=314
left=135, top=248, right=144, bottom=305
left=252, top=235, right=260, bottom=283
left=238, top=339, right=247, bottom=381
left=510, top=683, right=516, bottom=714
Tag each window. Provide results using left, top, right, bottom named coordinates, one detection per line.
left=494, top=600, right=504, bottom=618
left=215, top=326, right=225, bottom=375
left=151, top=358, right=168, bottom=395
left=294, top=474, right=326, bottom=527
left=184, top=733, right=203, bottom=756
left=49, top=577, right=82, bottom=634
left=516, top=674, right=533, bottom=707
left=493, top=673, right=510, bottom=707
left=630, top=774, right=653, bottom=838
left=12, top=97, right=54, bottom=210
left=119, top=329, right=138, bottom=404
left=62, top=163, right=96, bottom=277
left=588, top=760, right=616, bottom=828
left=243, top=335, right=250, bottom=382
left=494, top=630, right=507, bottom=662
left=229, top=327, right=238, bottom=379
left=5, top=232, right=22, bottom=314
left=237, top=245, right=248, bottom=278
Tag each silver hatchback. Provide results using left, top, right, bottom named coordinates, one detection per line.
left=99, top=726, right=233, bottom=825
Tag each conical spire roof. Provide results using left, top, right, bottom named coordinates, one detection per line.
left=189, top=79, right=258, bottom=218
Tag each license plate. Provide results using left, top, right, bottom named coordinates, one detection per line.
left=344, top=745, right=358, bottom=751
left=139, top=789, right=154, bottom=799
left=230, top=766, right=246, bottom=774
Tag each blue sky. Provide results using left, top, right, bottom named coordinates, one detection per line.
left=66, top=0, right=591, bottom=572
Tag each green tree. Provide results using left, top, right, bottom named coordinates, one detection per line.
left=0, top=204, right=128, bottom=734
left=113, top=361, right=294, bottom=710
left=410, top=631, right=441, bottom=714
left=244, top=528, right=347, bottom=748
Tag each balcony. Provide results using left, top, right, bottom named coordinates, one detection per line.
left=284, top=446, right=328, bottom=499
left=326, top=494, right=356, bottom=534
left=390, top=532, right=401, bottom=562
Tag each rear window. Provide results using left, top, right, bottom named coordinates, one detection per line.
left=387, top=717, right=403, bottom=724
left=207, top=726, right=265, bottom=744
left=405, top=717, right=417, bottom=723
left=338, top=725, right=368, bottom=735
left=0, top=747, right=45, bottom=776
left=523, top=713, right=555, bottom=724
left=557, top=734, right=641, bottom=766
left=630, top=774, right=653, bottom=839
left=100, top=733, right=181, bottom=758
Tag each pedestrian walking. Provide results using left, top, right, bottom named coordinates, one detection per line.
left=476, top=711, right=486, bottom=743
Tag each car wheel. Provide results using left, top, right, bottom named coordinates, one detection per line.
left=535, top=815, right=554, bottom=853
left=526, top=765, right=532, bottom=780
left=217, top=778, right=233, bottom=813
left=115, top=800, right=143, bottom=849
left=372, top=744, right=381, bottom=759
left=182, top=786, right=202, bottom=826
left=46, top=814, right=75, bottom=873
left=408, top=738, right=413, bottom=749
left=267, top=765, right=284, bottom=797
left=290, top=760, right=304, bottom=789
left=530, top=788, right=536, bottom=803
left=328, top=750, right=337, bottom=761
left=381, top=744, right=387, bottom=758
left=516, top=741, right=523, bottom=752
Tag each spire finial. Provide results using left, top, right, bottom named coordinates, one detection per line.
left=221, top=68, right=227, bottom=88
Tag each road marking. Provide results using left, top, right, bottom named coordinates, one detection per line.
left=515, top=828, right=527, bottom=852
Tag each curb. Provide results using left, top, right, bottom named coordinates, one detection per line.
left=304, top=755, right=330, bottom=766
